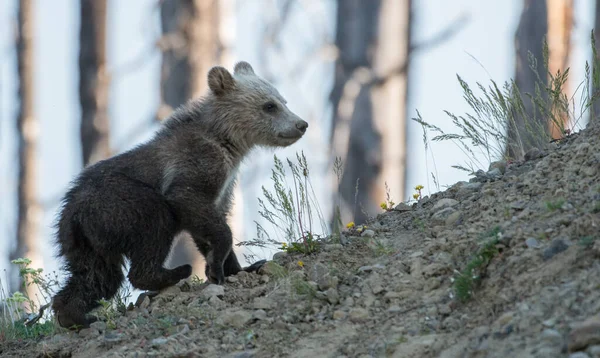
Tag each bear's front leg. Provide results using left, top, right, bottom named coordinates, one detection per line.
left=186, top=214, right=233, bottom=285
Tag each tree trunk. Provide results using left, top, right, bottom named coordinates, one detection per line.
left=330, top=0, right=410, bottom=225
left=546, top=0, right=573, bottom=138
left=160, top=0, right=221, bottom=275
left=12, top=0, right=42, bottom=293
left=79, top=0, right=110, bottom=166
left=507, top=0, right=549, bottom=159
left=592, top=0, right=600, bottom=123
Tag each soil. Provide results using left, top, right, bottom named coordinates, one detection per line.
left=2, top=119, right=600, bottom=358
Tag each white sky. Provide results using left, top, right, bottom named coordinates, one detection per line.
left=0, top=0, right=595, bottom=284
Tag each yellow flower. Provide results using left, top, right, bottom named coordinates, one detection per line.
left=413, top=193, right=420, bottom=200
left=380, top=202, right=388, bottom=210
left=415, top=184, right=424, bottom=191
left=297, top=261, right=304, bottom=267
left=281, top=242, right=287, bottom=248
left=346, top=221, right=355, bottom=229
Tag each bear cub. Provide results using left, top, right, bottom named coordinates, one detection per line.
left=52, top=61, right=308, bottom=329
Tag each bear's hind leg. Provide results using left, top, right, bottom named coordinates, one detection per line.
left=53, top=255, right=124, bottom=330
left=126, top=231, right=192, bottom=291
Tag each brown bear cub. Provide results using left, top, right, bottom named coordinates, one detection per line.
left=51, top=61, right=308, bottom=329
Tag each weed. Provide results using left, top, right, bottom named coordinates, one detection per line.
left=545, top=199, right=565, bottom=212
left=413, top=33, right=600, bottom=175
left=578, top=236, right=597, bottom=247
left=380, top=182, right=396, bottom=211
left=413, top=218, right=426, bottom=232
left=453, top=236, right=501, bottom=302
left=1, top=258, right=61, bottom=342
left=478, top=225, right=501, bottom=241
left=240, top=152, right=327, bottom=256
left=592, top=202, right=600, bottom=213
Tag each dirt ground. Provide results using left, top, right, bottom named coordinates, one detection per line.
left=2, top=119, right=600, bottom=358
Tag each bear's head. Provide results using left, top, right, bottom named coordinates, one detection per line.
left=207, top=61, right=308, bottom=149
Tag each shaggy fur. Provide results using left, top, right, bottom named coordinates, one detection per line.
left=51, top=62, right=308, bottom=329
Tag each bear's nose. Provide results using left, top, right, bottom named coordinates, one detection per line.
left=296, top=120, right=308, bottom=133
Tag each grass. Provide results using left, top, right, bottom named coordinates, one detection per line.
left=239, top=152, right=328, bottom=259
left=413, top=33, right=600, bottom=177
left=545, top=198, right=565, bottom=212
left=1, top=258, right=60, bottom=342
left=453, top=228, right=502, bottom=302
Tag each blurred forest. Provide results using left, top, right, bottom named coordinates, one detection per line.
left=0, top=0, right=598, bottom=295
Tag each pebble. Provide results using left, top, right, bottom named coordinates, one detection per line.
left=333, top=310, right=346, bottom=320
left=542, top=238, right=569, bottom=261
left=349, top=308, right=369, bottom=322
left=394, top=203, right=412, bottom=212
left=432, top=198, right=459, bottom=211
left=358, top=264, right=385, bottom=272
left=326, top=288, right=340, bottom=304
left=525, top=238, right=541, bottom=248
left=220, top=310, right=253, bottom=329
left=252, top=310, right=267, bottom=321
left=201, top=284, right=225, bottom=299
left=569, top=353, right=591, bottom=358
left=541, top=329, right=563, bottom=345
left=361, top=230, right=376, bottom=238
left=253, top=297, right=276, bottom=310
left=569, top=315, right=600, bottom=352
left=78, top=328, right=99, bottom=338
left=89, top=321, right=107, bottom=332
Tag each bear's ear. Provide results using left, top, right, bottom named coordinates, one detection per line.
left=208, top=66, right=235, bottom=96
left=234, top=61, right=255, bottom=76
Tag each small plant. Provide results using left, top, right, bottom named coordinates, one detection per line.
left=380, top=182, right=396, bottom=211
left=592, top=202, right=600, bottom=213
left=413, top=33, right=600, bottom=175
left=241, top=152, right=327, bottom=256
left=578, top=236, right=597, bottom=247
left=453, top=235, right=501, bottom=302
left=412, top=185, right=424, bottom=201
left=1, top=258, right=61, bottom=342
left=545, top=199, right=565, bottom=212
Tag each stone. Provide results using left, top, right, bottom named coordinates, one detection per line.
left=432, top=198, right=459, bottom=211
left=445, top=211, right=462, bottom=226
left=252, top=310, right=267, bottom=321
left=333, top=310, right=346, bottom=320
left=587, top=345, right=600, bottom=358
left=358, top=264, right=385, bottom=273
left=361, top=229, right=376, bottom=238
left=543, top=238, right=569, bottom=261
left=226, top=276, right=239, bottom=283
left=78, top=328, right=98, bottom=338
left=349, top=308, right=369, bottom=322
left=569, top=316, right=600, bottom=352
left=89, top=321, right=107, bottom=332
left=272, top=252, right=288, bottom=262
left=394, top=203, right=412, bottom=212
left=541, top=329, right=564, bottom=345
left=431, top=207, right=457, bottom=224
left=525, top=238, right=540, bottom=248
left=488, top=160, right=507, bottom=174
left=201, top=284, right=225, bottom=299
left=220, top=310, right=253, bottom=329
left=326, top=288, right=340, bottom=304
left=253, top=297, right=276, bottom=310
left=524, top=147, right=544, bottom=161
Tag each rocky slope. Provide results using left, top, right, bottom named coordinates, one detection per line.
left=2, top=119, right=600, bottom=358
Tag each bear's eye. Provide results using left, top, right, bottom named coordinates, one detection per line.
left=262, top=102, right=278, bottom=113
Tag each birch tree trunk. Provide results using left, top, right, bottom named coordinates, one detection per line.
left=12, top=0, right=42, bottom=293
left=79, top=0, right=110, bottom=166
left=330, top=0, right=411, bottom=225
